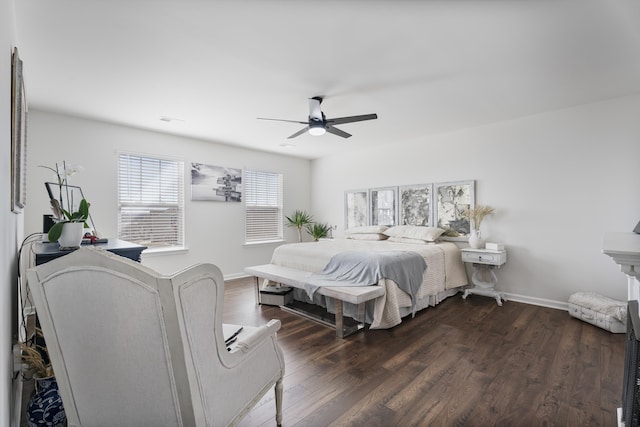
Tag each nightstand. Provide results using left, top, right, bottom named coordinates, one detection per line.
left=461, top=248, right=507, bottom=306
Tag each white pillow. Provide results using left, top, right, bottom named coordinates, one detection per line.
left=346, top=233, right=389, bottom=240
left=345, top=225, right=389, bottom=235
left=387, top=236, right=432, bottom=245
left=383, top=226, right=445, bottom=242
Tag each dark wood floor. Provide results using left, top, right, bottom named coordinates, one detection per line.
left=224, top=278, right=626, bottom=427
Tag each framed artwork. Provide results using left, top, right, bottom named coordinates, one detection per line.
left=370, top=187, right=397, bottom=226
left=190, top=163, right=242, bottom=202
left=399, top=184, right=433, bottom=226
left=344, top=189, right=369, bottom=230
left=11, top=47, right=27, bottom=213
left=434, top=180, right=475, bottom=236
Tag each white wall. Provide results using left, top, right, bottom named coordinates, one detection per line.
left=2, top=0, right=21, bottom=424
left=24, top=110, right=312, bottom=276
left=311, top=95, right=640, bottom=307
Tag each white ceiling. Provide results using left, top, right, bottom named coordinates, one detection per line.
left=14, top=0, right=640, bottom=160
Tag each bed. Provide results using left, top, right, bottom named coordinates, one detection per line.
left=267, top=225, right=468, bottom=329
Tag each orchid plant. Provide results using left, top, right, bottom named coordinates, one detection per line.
left=40, top=161, right=90, bottom=242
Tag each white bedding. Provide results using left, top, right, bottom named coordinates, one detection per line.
left=269, top=239, right=468, bottom=329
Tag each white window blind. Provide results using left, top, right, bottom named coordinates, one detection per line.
left=244, top=169, right=283, bottom=243
left=118, top=153, right=184, bottom=249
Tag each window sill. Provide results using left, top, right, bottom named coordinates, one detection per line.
left=142, top=246, right=189, bottom=257
left=243, top=240, right=285, bottom=247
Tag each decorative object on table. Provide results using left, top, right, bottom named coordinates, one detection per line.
left=11, top=47, right=28, bottom=213
left=434, top=180, right=475, bottom=236
left=20, top=331, right=67, bottom=427
left=305, top=222, right=332, bottom=241
left=286, top=210, right=313, bottom=242
left=464, top=204, right=495, bottom=249
left=40, top=162, right=91, bottom=249
left=190, top=163, right=242, bottom=202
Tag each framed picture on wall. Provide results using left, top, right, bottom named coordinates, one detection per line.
left=190, top=163, right=242, bottom=202
left=11, top=47, right=28, bottom=213
left=399, top=184, right=433, bottom=226
left=344, top=189, right=369, bottom=230
left=434, top=180, right=475, bottom=236
left=370, top=187, right=397, bottom=226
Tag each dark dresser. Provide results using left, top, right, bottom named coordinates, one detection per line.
left=34, top=239, right=147, bottom=265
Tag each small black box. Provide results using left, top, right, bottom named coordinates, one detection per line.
left=259, top=286, right=293, bottom=306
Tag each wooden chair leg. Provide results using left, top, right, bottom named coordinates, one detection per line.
left=275, top=378, right=283, bottom=426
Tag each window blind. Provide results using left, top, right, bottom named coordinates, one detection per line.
left=118, top=153, right=184, bottom=249
left=244, top=170, right=283, bottom=243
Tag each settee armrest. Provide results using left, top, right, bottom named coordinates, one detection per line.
left=235, top=319, right=281, bottom=353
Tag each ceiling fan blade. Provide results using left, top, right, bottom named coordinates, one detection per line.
left=326, top=113, right=377, bottom=125
left=257, top=117, right=308, bottom=125
left=326, top=125, right=352, bottom=139
left=308, top=97, right=323, bottom=121
left=288, top=127, right=310, bottom=139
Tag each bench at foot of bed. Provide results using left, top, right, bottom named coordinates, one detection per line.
left=244, top=264, right=385, bottom=338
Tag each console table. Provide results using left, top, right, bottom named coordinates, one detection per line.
left=461, top=248, right=507, bottom=306
left=34, top=239, right=147, bottom=266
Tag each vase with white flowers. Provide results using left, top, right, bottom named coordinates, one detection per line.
left=464, top=205, right=495, bottom=249
left=40, top=162, right=90, bottom=249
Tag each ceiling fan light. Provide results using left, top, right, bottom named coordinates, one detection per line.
left=308, top=122, right=326, bottom=136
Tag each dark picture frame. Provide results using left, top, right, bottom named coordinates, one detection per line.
left=11, top=47, right=27, bottom=213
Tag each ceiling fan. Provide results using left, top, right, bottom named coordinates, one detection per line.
left=258, top=97, right=377, bottom=139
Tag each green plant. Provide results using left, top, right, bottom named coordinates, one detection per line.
left=286, top=210, right=313, bottom=242
left=40, top=161, right=90, bottom=242
left=305, top=222, right=332, bottom=241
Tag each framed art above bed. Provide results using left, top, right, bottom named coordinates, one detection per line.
left=399, top=184, right=432, bottom=226
left=344, top=180, right=475, bottom=235
left=434, top=180, right=475, bottom=236
left=370, top=187, right=397, bottom=227
left=344, top=189, right=369, bottom=230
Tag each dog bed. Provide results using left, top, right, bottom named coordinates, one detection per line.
left=568, top=292, right=626, bottom=333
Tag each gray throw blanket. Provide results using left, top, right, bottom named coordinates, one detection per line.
left=304, top=250, right=427, bottom=313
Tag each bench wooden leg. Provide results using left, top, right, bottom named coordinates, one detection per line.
left=254, top=276, right=260, bottom=305
left=335, top=300, right=344, bottom=339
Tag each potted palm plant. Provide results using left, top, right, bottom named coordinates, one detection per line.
left=286, top=210, right=313, bottom=242
left=305, top=222, right=332, bottom=241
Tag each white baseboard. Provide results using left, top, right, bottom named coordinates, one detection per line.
left=502, top=292, right=568, bottom=311
left=224, top=272, right=251, bottom=281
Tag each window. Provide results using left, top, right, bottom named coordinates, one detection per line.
left=244, top=169, right=283, bottom=243
left=118, top=153, right=184, bottom=249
